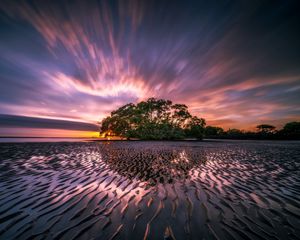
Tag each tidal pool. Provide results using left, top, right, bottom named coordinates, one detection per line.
left=0, top=140, right=299, bottom=240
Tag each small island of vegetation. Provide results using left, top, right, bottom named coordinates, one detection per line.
left=100, top=98, right=206, bottom=140
left=100, top=98, right=300, bottom=140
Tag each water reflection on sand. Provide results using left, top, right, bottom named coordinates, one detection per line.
left=0, top=141, right=299, bottom=240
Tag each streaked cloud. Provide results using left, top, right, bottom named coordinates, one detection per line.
left=0, top=114, right=98, bottom=131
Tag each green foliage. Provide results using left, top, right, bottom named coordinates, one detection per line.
left=279, top=121, right=300, bottom=139
left=205, top=126, right=225, bottom=136
left=185, top=116, right=206, bottom=139
left=100, top=99, right=299, bottom=140
left=226, top=128, right=244, bottom=137
left=256, top=124, right=276, bottom=133
left=100, top=98, right=206, bottom=140
left=282, top=121, right=300, bottom=134
left=203, top=122, right=300, bottom=140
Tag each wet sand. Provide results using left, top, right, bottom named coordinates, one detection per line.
left=0, top=141, right=299, bottom=240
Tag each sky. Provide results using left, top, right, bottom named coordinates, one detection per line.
left=0, top=0, right=299, bottom=137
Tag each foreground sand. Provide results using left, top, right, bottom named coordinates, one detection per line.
left=0, top=141, right=299, bottom=239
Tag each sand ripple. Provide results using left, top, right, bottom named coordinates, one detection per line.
left=0, top=141, right=299, bottom=239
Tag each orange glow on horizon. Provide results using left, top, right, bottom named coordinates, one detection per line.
left=0, top=128, right=100, bottom=138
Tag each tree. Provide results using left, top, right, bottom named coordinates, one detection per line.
left=171, top=104, right=191, bottom=127
left=279, top=121, right=300, bottom=139
left=282, top=121, right=300, bottom=133
left=256, top=124, right=276, bottom=134
left=226, top=128, right=243, bottom=138
left=185, top=116, right=206, bottom=139
left=100, top=98, right=206, bottom=140
left=205, top=126, right=225, bottom=136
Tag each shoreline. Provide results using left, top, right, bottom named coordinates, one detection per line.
left=0, top=137, right=299, bottom=143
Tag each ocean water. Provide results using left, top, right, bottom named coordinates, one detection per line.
left=0, top=140, right=299, bottom=239
left=0, top=138, right=93, bottom=143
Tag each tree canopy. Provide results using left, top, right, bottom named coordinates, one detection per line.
left=279, top=121, right=300, bottom=139
left=100, top=98, right=206, bottom=140
left=256, top=124, right=276, bottom=133
left=205, top=126, right=225, bottom=136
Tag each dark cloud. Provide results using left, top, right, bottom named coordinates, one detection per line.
left=0, top=114, right=99, bottom=131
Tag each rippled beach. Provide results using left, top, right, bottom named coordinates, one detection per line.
left=0, top=140, right=299, bottom=240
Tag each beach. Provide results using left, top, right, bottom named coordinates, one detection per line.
left=0, top=140, right=299, bottom=239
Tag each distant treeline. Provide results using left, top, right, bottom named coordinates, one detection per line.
left=205, top=122, right=300, bottom=140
